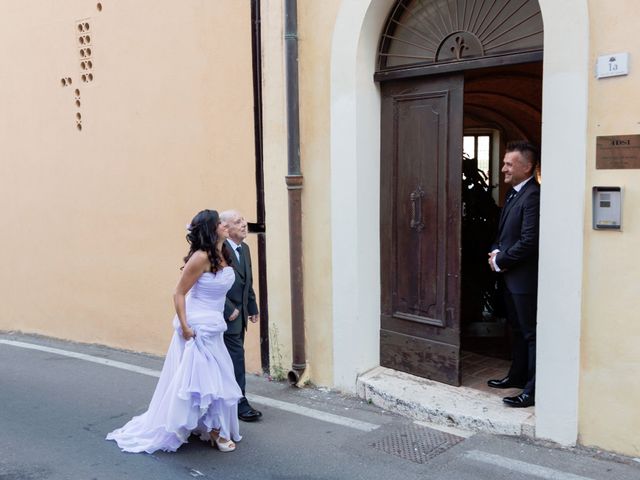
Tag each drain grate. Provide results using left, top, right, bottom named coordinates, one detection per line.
left=372, top=425, right=464, bottom=464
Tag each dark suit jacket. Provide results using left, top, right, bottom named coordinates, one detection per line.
left=224, top=239, right=259, bottom=334
left=491, top=179, right=540, bottom=295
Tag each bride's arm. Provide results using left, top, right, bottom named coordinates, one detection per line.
left=173, top=251, right=209, bottom=340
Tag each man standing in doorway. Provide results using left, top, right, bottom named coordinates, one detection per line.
left=487, top=141, right=540, bottom=408
left=220, top=210, right=262, bottom=421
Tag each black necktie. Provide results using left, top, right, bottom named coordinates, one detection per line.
left=500, top=189, right=516, bottom=226
left=236, top=246, right=245, bottom=270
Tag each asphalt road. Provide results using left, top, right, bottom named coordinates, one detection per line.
left=1, top=332, right=638, bottom=480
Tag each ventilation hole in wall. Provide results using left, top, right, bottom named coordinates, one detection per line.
left=78, top=24, right=84, bottom=32
left=81, top=74, right=87, bottom=82
left=80, top=49, right=86, bottom=58
left=97, top=3, right=102, bottom=12
left=87, top=61, right=93, bottom=69
left=77, top=123, right=82, bottom=131
left=86, top=48, right=92, bottom=56
left=76, top=100, right=81, bottom=107
left=67, top=77, right=72, bottom=84
left=61, top=78, right=67, bottom=87
left=81, top=61, right=86, bottom=70
left=84, top=23, right=90, bottom=31
left=79, top=36, right=85, bottom=45
left=76, top=112, right=82, bottom=120
left=85, top=36, right=91, bottom=44
left=74, top=89, right=80, bottom=97
left=87, top=73, right=93, bottom=81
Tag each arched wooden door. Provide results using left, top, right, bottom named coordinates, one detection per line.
left=378, top=0, right=543, bottom=386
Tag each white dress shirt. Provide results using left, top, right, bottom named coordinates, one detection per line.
left=227, top=238, right=241, bottom=261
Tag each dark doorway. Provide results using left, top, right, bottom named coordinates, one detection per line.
left=377, top=0, right=543, bottom=388
left=460, top=62, right=542, bottom=390
left=379, top=63, right=543, bottom=388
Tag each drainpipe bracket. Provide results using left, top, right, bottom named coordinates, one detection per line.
left=285, top=175, right=304, bottom=189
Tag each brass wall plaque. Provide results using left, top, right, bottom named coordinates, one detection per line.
left=596, top=135, right=640, bottom=169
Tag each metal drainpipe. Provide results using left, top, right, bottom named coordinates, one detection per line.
left=250, top=0, right=270, bottom=374
left=284, top=0, right=306, bottom=385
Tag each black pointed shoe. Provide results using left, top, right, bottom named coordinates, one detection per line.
left=487, top=376, right=526, bottom=389
left=238, top=408, right=263, bottom=422
left=502, top=393, right=535, bottom=408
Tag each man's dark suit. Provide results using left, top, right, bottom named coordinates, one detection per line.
left=223, top=239, right=259, bottom=414
left=492, top=178, right=540, bottom=395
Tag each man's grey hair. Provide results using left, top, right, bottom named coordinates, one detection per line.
left=220, top=210, right=240, bottom=223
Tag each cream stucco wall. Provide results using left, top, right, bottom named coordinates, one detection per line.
left=261, top=0, right=340, bottom=386
left=0, top=1, right=261, bottom=372
left=297, top=1, right=341, bottom=386
left=261, top=0, right=292, bottom=378
left=579, top=1, right=640, bottom=457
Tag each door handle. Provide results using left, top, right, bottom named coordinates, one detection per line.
left=410, top=186, right=425, bottom=232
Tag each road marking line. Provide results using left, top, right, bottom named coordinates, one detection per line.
left=246, top=394, right=379, bottom=432
left=0, top=339, right=161, bottom=377
left=465, top=450, right=596, bottom=480
left=0, top=338, right=379, bottom=433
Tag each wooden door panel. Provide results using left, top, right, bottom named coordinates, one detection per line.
left=380, top=75, right=463, bottom=385
left=395, top=93, right=446, bottom=324
left=380, top=330, right=459, bottom=385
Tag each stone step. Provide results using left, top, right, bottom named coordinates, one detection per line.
left=356, top=366, right=535, bottom=437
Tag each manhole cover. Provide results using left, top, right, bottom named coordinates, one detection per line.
left=372, top=425, right=464, bottom=464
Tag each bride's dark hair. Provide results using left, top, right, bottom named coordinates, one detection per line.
left=183, top=209, right=232, bottom=272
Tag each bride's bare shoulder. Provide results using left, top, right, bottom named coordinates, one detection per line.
left=185, top=250, right=212, bottom=271
left=190, top=250, right=209, bottom=261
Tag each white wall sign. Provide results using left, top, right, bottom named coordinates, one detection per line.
left=596, top=52, right=629, bottom=78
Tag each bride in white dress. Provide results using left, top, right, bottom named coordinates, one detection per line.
left=107, top=209, right=242, bottom=453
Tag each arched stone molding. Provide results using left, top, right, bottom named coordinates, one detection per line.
left=534, top=0, right=589, bottom=447
left=329, top=0, right=589, bottom=446
left=329, top=0, right=395, bottom=391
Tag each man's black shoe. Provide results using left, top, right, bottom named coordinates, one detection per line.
left=487, top=376, right=526, bottom=389
left=238, top=408, right=262, bottom=422
left=502, top=393, right=535, bottom=408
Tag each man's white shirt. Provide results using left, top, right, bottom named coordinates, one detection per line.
left=227, top=238, right=241, bottom=261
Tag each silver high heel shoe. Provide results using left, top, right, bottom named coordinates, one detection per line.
left=210, top=429, right=236, bottom=452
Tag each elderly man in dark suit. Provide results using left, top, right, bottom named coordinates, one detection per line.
left=220, top=210, right=262, bottom=422
left=487, top=141, right=540, bottom=408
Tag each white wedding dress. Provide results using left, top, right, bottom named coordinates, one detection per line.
left=107, top=267, right=242, bottom=453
